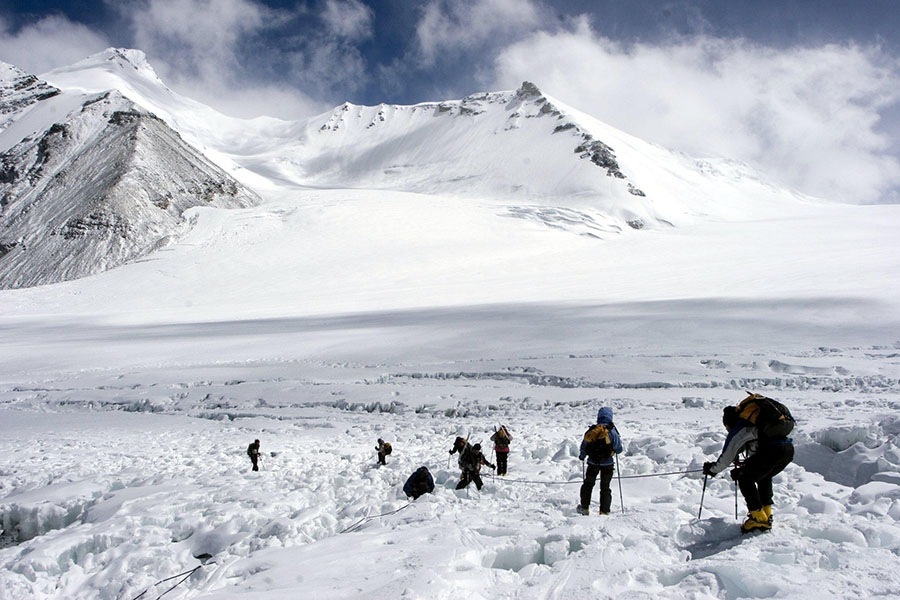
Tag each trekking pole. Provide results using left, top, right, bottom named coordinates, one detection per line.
left=698, top=474, right=708, bottom=519
left=615, top=453, right=625, bottom=514
left=734, top=481, right=738, bottom=519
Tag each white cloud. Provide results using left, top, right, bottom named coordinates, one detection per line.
left=416, top=0, right=544, bottom=66
left=284, top=39, right=368, bottom=101
left=322, top=0, right=374, bottom=41
left=129, top=0, right=269, bottom=83
left=0, top=14, right=109, bottom=74
left=172, top=78, right=331, bottom=121
left=119, top=0, right=367, bottom=119
left=491, top=20, right=900, bottom=204
left=1, top=0, right=371, bottom=120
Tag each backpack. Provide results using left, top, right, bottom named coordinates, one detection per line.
left=460, top=446, right=481, bottom=470
left=738, top=393, right=795, bottom=439
left=384, top=442, right=392, bottom=455
left=583, top=424, right=613, bottom=462
left=494, top=426, right=510, bottom=445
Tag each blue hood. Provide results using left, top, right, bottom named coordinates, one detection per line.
left=596, top=407, right=614, bottom=425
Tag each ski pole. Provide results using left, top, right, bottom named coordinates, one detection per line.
left=490, top=447, right=495, bottom=481
left=698, top=474, right=708, bottom=519
left=615, top=453, right=625, bottom=514
left=734, top=481, right=738, bottom=519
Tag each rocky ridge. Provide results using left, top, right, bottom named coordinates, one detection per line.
left=0, top=63, right=60, bottom=123
left=0, top=69, right=259, bottom=289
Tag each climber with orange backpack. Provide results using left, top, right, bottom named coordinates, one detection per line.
left=376, top=438, right=392, bottom=465
left=703, top=393, right=795, bottom=533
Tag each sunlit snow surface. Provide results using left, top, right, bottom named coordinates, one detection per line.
left=0, top=49, right=899, bottom=599
left=2, top=187, right=899, bottom=599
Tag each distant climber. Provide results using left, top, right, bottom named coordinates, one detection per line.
left=578, top=407, right=623, bottom=515
left=703, top=394, right=794, bottom=533
left=490, top=425, right=513, bottom=476
left=403, top=466, right=435, bottom=499
left=455, top=442, right=495, bottom=491
left=247, top=439, right=261, bottom=472
left=376, top=438, right=392, bottom=465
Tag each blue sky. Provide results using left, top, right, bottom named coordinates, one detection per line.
left=1, top=0, right=899, bottom=203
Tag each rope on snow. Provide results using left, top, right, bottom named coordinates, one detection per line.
left=339, top=502, right=412, bottom=534
left=131, top=565, right=202, bottom=600
left=491, top=468, right=703, bottom=486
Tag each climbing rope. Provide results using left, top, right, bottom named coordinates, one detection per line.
left=492, top=468, right=703, bottom=486
left=131, top=565, right=202, bottom=600
left=619, top=468, right=704, bottom=479
left=339, top=502, right=412, bottom=534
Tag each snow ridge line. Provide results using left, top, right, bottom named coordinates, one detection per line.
left=376, top=371, right=900, bottom=393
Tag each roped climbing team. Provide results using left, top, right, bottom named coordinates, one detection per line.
left=245, top=393, right=794, bottom=532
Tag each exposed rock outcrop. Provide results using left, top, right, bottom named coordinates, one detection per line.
left=0, top=86, right=259, bottom=289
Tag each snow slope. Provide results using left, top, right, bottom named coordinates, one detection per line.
left=0, top=49, right=898, bottom=600
left=0, top=185, right=898, bottom=599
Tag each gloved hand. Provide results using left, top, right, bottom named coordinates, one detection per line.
left=702, top=462, right=716, bottom=476
left=449, top=450, right=454, bottom=454
left=730, top=467, right=742, bottom=481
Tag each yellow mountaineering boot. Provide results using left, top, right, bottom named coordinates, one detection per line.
left=741, top=509, right=772, bottom=533
left=762, top=505, right=773, bottom=524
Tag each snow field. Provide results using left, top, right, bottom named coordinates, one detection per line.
left=3, top=189, right=900, bottom=330
left=2, top=343, right=899, bottom=599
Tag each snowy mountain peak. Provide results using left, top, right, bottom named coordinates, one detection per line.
left=516, top=80, right=543, bottom=99
left=77, top=48, right=158, bottom=79
left=41, top=47, right=170, bottom=104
